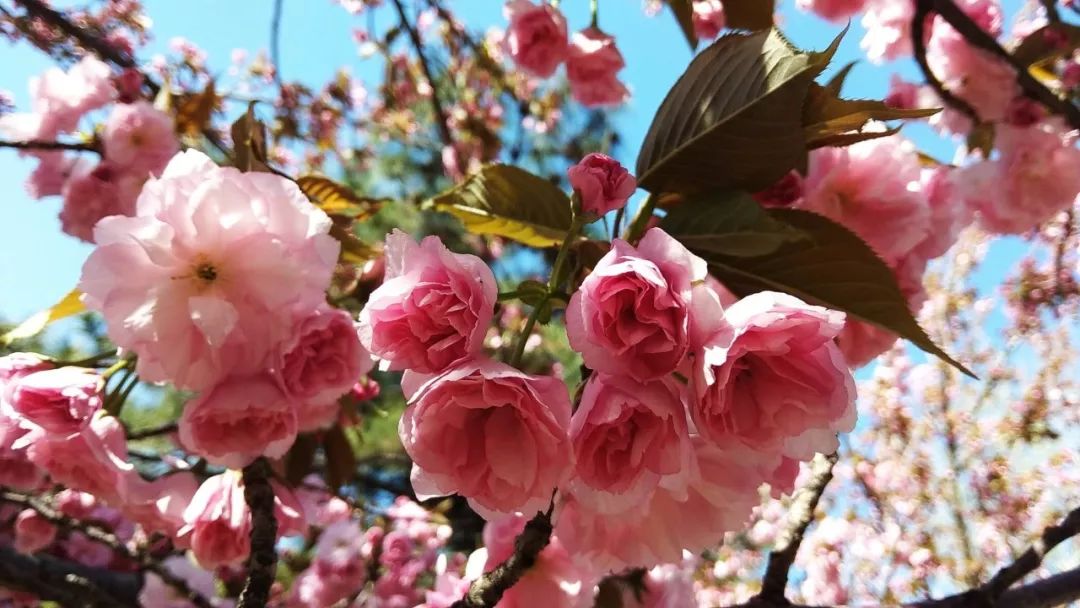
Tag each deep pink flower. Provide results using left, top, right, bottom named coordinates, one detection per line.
left=566, top=28, right=629, bottom=107
left=7, top=367, right=102, bottom=435
left=753, top=170, right=805, bottom=208
left=0, top=352, right=54, bottom=403
left=503, top=0, right=568, bottom=78
left=690, top=291, right=856, bottom=459
left=567, top=153, right=637, bottom=217
left=400, top=357, right=572, bottom=518
left=102, top=100, right=179, bottom=177
left=359, top=230, right=496, bottom=374
left=14, top=509, right=57, bottom=554
left=569, top=373, right=692, bottom=514
left=566, top=227, right=706, bottom=380
left=25, top=152, right=86, bottom=199
left=797, top=0, right=868, bottom=22
left=25, top=411, right=136, bottom=505
left=178, top=374, right=298, bottom=469
left=59, top=161, right=145, bottom=243
left=0, top=412, right=44, bottom=491
left=79, top=150, right=339, bottom=390
left=692, top=0, right=726, bottom=39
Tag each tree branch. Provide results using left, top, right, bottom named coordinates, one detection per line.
left=0, top=545, right=139, bottom=607
left=237, top=458, right=279, bottom=608
left=0, top=489, right=215, bottom=608
left=270, top=0, right=284, bottom=86
left=0, top=139, right=100, bottom=153
left=912, top=0, right=979, bottom=122
left=758, top=452, right=839, bottom=601
left=389, top=0, right=457, bottom=153
left=984, top=506, right=1080, bottom=600
left=125, top=421, right=179, bottom=441
left=928, top=0, right=1080, bottom=129
left=451, top=507, right=555, bottom=608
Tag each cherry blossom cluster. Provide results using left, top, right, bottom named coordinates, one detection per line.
left=0, top=58, right=179, bottom=242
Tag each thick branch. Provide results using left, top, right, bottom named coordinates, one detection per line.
left=929, top=0, right=1080, bottom=129
left=389, top=0, right=456, bottom=151
left=984, top=506, right=1080, bottom=599
left=237, top=458, right=279, bottom=608
left=0, top=489, right=214, bottom=608
left=758, top=452, right=839, bottom=601
left=912, top=0, right=979, bottom=121
left=451, top=509, right=554, bottom=608
left=0, top=545, right=139, bottom=607
left=126, top=421, right=179, bottom=441
left=0, top=139, right=99, bottom=153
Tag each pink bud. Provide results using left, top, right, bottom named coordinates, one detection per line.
left=567, top=153, right=637, bottom=218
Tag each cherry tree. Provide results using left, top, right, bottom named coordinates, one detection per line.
left=0, top=0, right=1078, bottom=607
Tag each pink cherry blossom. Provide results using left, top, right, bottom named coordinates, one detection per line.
left=290, top=520, right=368, bottom=606
left=277, top=307, right=373, bottom=432
left=123, top=472, right=199, bottom=538
left=566, top=28, right=629, bottom=107
left=569, top=373, right=692, bottom=514
left=359, top=229, right=496, bottom=374
left=692, top=0, right=726, bottom=39
left=59, top=161, right=146, bottom=243
left=179, top=472, right=250, bottom=568
left=567, top=153, right=637, bottom=218
left=797, top=0, right=868, bottom=22
left=25, top=152, right=86, bottom=199
left=480, top=515, right=595, bottom=608
left=0, top=352, right=54, bottom=403
left=690, top=291, right=856, bottom=459
left=957, top=122, right=1080, bottom=234
left=799, top=135, right=930, bottom=266
left=0, top=411, right=44, bottom=491
left=79, top=150, right=339, bottom=390
left=139, top=555, right=221, bottom=608
left=102, top=100, right=179, bottom=177
left=178, top=374, right=298, bottom=469
left=399, top=357, right=572, bottom=518
left=25, top=411, right=136, bottom=505
left=7, top=367, right=102, bottom=435
left=861, top=0, right=916, bottom=63
left=566, top=227, right=706, bottom=380
left=503, top=0, right=568, bottom=78
left=2, top=56, right=115, bottom=140
left=14, top=509, right=57, bottom=554
left=926, top=19, right=1017, bottom=124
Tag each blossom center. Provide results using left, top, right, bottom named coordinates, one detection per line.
left=195, top=262, right=218, bottom=282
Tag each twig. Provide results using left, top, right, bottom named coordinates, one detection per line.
left=912, top=0, right=979, bottom=122
left=983, top=506, right=1080, bottom=599
left=270, top=0, right=284, bottom=85
left=0, top=545, right=137, bottom=607
left=758, top=452, right=839, bottom=601
left=237, top=458, right=279, bottom=608
left=1039, top=0, right=1061, bottom=23
left=0, top=489, right=215, bottom=608
left=451, top=507, right=555, bottom=607
left=0, top=139, right=99, bottom=153
left=929, top=0, right=1080, bottom=129
left=126, top=422, right=179, bottom=441
left=389, top=0, right=457, bottom=152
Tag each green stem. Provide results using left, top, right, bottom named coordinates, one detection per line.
left=509, top=305, right=544, bottom=368
left=623, top=193, right=657, bottom=243
left=548, top=216, right=583, bottom=292
left=589, top=0, right=599, bottom=28
left=57, top=349, right=119, bottom=368
left=100, top=355, right=132, bottom=381
left=498, top=290, right=522, bottom=302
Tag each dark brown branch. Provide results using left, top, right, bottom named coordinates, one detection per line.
left=126, top=422, right=179, bottom=441
left=0, top=489, right=214, bottom=608
left=758, top=452, right=839, bottom=601
left=1039, top=0, right=1062, bottom=23
left=451, top=508, right=554, bottom=608
left=984, top=506, right=1080, bottom=599
left=912, top=0, right=979, bottom=122
left=0, top=139, right=99, bottom=153
left=0, top=545, right=138, bottom=607
left=237, top=458, right=279, bottom=608
left=928, top=0, right=1080, bottom=129
left=389, top=0, right=456, bottom=152
left=995, top=564, right=1080, bottom=608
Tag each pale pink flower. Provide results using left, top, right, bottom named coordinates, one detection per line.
left=400, top=357, right=572, bottom=518
left=14, top=509, right=57, bottom=554
left=797, top=0, right=868, bottom=22
left=25, top=411, right=136, bottom=505
left=102, top=100, right=180, bottom=177
left=799, top=135, right=930, bottom=266
left=690, top=291, right=856, bottom=459
left=912, top=167, right=971, bottom=260
left=566, top=28, right=629, bottom=107
left=180, top=472, right=249, bottom=568
left=60, top=161, right=145, bottom=243
left=178, top=374, right=298, bottom=469
left=566, top=228, right=706, bottom=380
left=861, top=0, right=916, bottom=63
left=359, top=230, right=496, bottom=374
left=692, top=0, right=726, bottom=39
left=957, top=122, right=1080, bottom=234
left=7, top=367, right=102, bottom=435
left=25, top=152, right=87, bottom=199
left=123, top=472, right=199, bottom=538
left=569, top=373, right=692, bottom=514
left=556, top=439, right=772, bottom=570
left=277, top=307, right=373, bottom=432
left=503, top=0, right=569, bottom=78
left=139, top=555, right=222, bottom=608
left=79, top=150, right=339, bottom=390
left=290, top=520, right=368, bottom=607
left=0, top=412, right=44, bottom=490
left=0, top=352, right=54, bottom=403
left=567, top=153, right=637, bottom=217
left=22, top=56, right=115, bottom=139
left=926, top=20, right=1017, bottom=124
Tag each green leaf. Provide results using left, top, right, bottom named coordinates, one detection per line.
left=296, top=175, right=386, bottom=220
left=636, top=28, right=843, bottom=195
left=722, top=0, right=776, bottom=30
left=514, top=279, right=550, bottom=307
left=329, top=222, right=381, bottom=265
left=426, top=164, right=573, bottom=247
left=229, top=102, right=271, bottom=173
left=803, top=83, right=939, bottom=148
left=659, top=190, right=809, bottom=257
left=2, top=289, right=85, bottom=345
left=667, top=207, right=974, bottom=377
left=665, top=0, right=698, bottom=50
left=823, top=61, right=857, bottom=96
left=1012, top=23, right=1080, bottom=67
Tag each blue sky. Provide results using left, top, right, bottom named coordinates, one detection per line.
left=0, top=0, right=1029, bottom=322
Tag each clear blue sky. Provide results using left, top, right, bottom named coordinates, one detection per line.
left=0, top=0, right=1028, bottom=322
